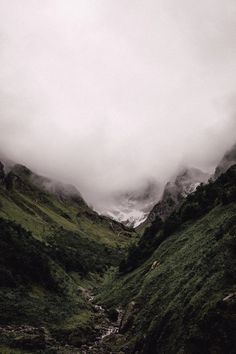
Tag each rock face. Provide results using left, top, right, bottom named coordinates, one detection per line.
left=145, top=167, right=210, bottom=225
left=98, top=168, right=211, bottom=229
left=214, top=143, right=236, bottom=179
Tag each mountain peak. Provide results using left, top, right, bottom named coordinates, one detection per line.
left=98, top=180, right=160, bottom=228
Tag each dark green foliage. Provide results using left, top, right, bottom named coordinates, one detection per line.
left=0, top=162, right=135, bottom=352
left=119, top=216, right=163, bottom=273
left=162, top=212, right=181, bottom=236
left=46, top=229, right=122, bottom=276
left=106, top=308, right=119, bottom=322
left=0, top=218, right=92, bottom=342
left=98, top=202, right=236, bottom=354
left=180, top=202, right=200, bottom=221
left=0, top=219, right=56, bottom=290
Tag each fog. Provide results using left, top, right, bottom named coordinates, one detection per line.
left=0, top=0, right=236, bottom=206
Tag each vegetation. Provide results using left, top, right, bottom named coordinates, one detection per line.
left=96, top=165, right=236, bottom=353
left=120, top=165, right=236, bottom=273
left=0, top=161, right=236, bottom=353
left=0, top=163, right=135, bottom=352
left=0, top=217, right=97, bottom=351
left=0, top=164, right=134, bottom=272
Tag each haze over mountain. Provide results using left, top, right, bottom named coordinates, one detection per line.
left=0, top=0, right=236, bottom=211
left=0, top=147, right=231, bottom=229
left=99, top=180, right=160, bottom=227
left=1, top=2, right=236, bottom=353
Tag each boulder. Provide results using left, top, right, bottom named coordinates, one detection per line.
left=150, top=260, right=161, bottom=271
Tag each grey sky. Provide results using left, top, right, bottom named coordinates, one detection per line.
left=0, top=0, right=236, bottom=205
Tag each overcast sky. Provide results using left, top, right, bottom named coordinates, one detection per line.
left=0, top=0, right=236, bottom=205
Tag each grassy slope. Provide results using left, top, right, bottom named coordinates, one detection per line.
left=0, top=168, right=134, bottom=268
left=0, top=184, right=131, bottom=247
left=0, top=165, right=135, bottom=352
left=97, top=197, right=236, bottom=352
left=0, top=218, right=94, bottom=350
left=1, top=163, right=235, bottom=353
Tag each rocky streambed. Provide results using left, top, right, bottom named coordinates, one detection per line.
left=78, top=288, right=125, bottom=354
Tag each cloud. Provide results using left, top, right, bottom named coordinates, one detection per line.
left=0, top=0, right=235, bottom=206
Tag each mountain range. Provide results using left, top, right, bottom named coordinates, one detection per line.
left=99, top=181, right=160, bottom=228
left=104, top=143, right=236, bottom=229
left=0, top=143, right=235, bottom=353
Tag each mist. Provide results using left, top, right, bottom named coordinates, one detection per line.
left=0, top=0, right=236, bottom=207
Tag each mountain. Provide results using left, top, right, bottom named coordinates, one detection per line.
left=138, top=167, right=210, bottom=232
left=100, top=180, right=160, bottom=228
left=214, top=143, right=236, bottom=179
left=96, top=164, right=236, bottom=354
left=101, top=168, right=210, bottom=229
left=0, top=160, right=135, bottom=352
left=0, top=150, right=235, bottom=353
left=100, top=144, right=236, bottom=230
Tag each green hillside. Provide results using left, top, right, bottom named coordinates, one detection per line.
left=0, top=161, right=235, bottom=353
left=96, top=165, right=236, bottom=354
left=0, top=162, right=134, bottom=353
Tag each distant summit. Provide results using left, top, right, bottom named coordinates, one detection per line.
left=100, top=168, right=211, bottom=228
left=100, top=180, right=160, bottom=228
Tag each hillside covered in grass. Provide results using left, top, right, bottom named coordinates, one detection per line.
left=0, top=161, right=135, bottom=353
left=96, top=165, right=236, bottom=354
left=0, top=159, right=235, bottom=354
left=0, top=162, right=134, bottom=273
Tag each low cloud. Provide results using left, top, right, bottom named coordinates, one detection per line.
left=0, top=0, right=235, bottom=207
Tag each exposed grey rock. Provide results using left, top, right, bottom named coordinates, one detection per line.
left=98, top=180, right=160, bottom=228
left=145, top=167, right=210, bottom=226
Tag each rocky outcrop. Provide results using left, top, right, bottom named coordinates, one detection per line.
left=145, top=167, right=210, bottom=225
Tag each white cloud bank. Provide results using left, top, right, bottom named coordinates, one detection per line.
left=0, top=0, right=235, bottom=205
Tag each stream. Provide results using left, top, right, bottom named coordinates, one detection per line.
left=79, top=289, right=124, bottom=354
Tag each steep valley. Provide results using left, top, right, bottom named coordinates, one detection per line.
left=0, top=161, right=135, bottom=353
left=0, top=158, right=235, bottom=354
